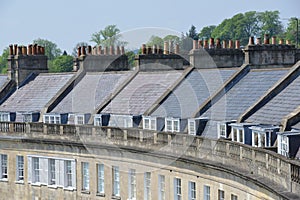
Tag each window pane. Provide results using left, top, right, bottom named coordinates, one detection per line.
left=173, top=120, right=179, bottom=132
left=189, top=181, right=196, bottom=200
left=128, top=169, right=136, bottom=199
left=49, top=159, right=56, bottom=185
left=239, top=129, right=243, bottom=143
left=65, top=160, right=72, bottom=187
left=112, top=166, right=120, bottom=196
left=218, top=189, right=225, bottom=200
left=97, top=164, right=104, bottom=193
left=17, top=156, right=24, bottom=181
left=144, top=118, right=150, bottom=129
left=150, top=119, right=156, bottom=130
left=189, top=121, right=195, bottom=135
left=1, top=155, right=8, bottom=179
left=158, top=175, right=165, bottom=200
left=144, top=172, right=151, bottom=200
left=204, top=185, right=210, bottom=200
left=82, top=162, right=89, bottom=191
left=166, top=120, right=172, bottom=131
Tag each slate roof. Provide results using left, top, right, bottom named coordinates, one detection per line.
left=0, top=73, right=74, bottom=112
left=0, top=75, right=8, bottom=89
left=202, top=68, right=289, bottom=121
left=246, top=73, right=300, bottom=125
left=101, top=71, right=183, bottom=115
left=51, top=71, right=132, bottom=114
left=151, top=68, right=237, bottom=118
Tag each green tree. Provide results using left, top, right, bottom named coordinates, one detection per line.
left=125, top=51, right=136, bottom=69
left=33, top=38, right=62, bottom=60
left=91, top=25, right=127, bottom=47
left=49, top=54, right=73, bottom=73
left=0, top=48, right=9, bottom=74
left=198, top=25, right=216, bottom=40
left=285, top=18, right=299, bottom=47
left=163, top=35, right=180, bottom=44
left=258, top=11, right=283, bottom=37
left=187, top=25, right=198, bottom=40
left=146, top=35, right=164, bottom=47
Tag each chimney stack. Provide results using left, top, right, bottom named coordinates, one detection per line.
left=203, top=40, right=209, bottom=49
left=264, top=34, right=270, bottom=44
left=77, top=46, right=81, bottom=57
left=163, top=41, right=169, bottom=54
left=209, top=38, right=215, bottom=49
left=271, top=36, right=277, bottom=45
left=9, top=45, right=13, bottom=56
left=97, top=46, right=102, bottom=55
left=116, top=46, right=120, bottom=55
left=222, top=40, right=227, bottom=49
left=216, top=38, right=221, bottom=49
left=198, top=40, right=203, bottom=48
left=279, top=39, right=284, bottom=45
left=193, top=40, right=198, bottom=50
left=235, top=40, right=240, bottom=49
left=248, top=36, right=255, bottom=45
left=175, top=44, right=180, bottom=54
left=121, top=46, right=125, bottom=55
left=256, top=38, right=262, bottom=45
left=228, top=40, right=234, bottom=49
left=28, top=45, right=32, bottom=55
left=14, top=44, right=18, bottom=55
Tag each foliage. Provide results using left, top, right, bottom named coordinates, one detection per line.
left=187, top=25, right=198, bottom=40
left=258, top=11, right=283, bottom=37
left=0, top=48, right=9, bottom=74
left=198, top=25, right=216, bottom=40
left=125, top=51, right=136, bottom=69
left=146, top=35, right=164, bottom=47
left=284, top=18, right=299, bottom=47
left=33, top=38, right=62, bottom=60
left=49, top=54, right=73, bottom=73
left=90, top=25, right=127, bottom=47
left=163, top=35, right=180, bottom=44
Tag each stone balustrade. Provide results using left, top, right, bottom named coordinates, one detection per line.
left=0, top=121, right=299, bottom=196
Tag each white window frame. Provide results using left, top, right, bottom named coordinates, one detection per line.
left=94, top=115, right=102, bottom=126
left=231, top=194, right=238, bottom=200
left=144, top=172, right=151, bottom=200
left=188, top=119, right=196, bottom=135
left=232, top=127, right=244, bottom=143
left=188, top=181, right=196, bottom=200
left=0, top=154, right=8, bottom=180
left=48, top=158, right=56, bottom=185
left=158, top=175, right=165, bottom=200
left=278, top=134, right=289, bottom=157
left=97, top=164, right=105, bottom=194
left=16, top=155, right=24, bottom=182
left=82, top=162, right=89, bottom=191
left=23, top=113, right=32, bottom=123
left=128, top=169, right=136, bottom=200
left=43, top=114, right=61, bottom=124
left=0, top=112, right=10, bottom=122
left=165, top=118, right=180, bottom=132
left=174, top=178, right=182, bottom=200
left=218, top=123, right=227, bottom=138
left=32, top=157, right=40, bottom=183
left=143, top=116, right=157, bottom=130
left=124, top=117, right=133, bottom=128
left=112, top=166, right=120, bottom=197
left=204, top=185, right=210, bottom=200
left=75, top=114, right=85, bottom=125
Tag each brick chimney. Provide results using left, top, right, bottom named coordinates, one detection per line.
left=7, top=44, right=48, bottom=88
left=244, top=36, right=296, bottom=66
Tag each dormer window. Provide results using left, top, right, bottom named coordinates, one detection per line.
left=188, top=120, right=196, bottom=135
left=143, top=116, right=157, bottom=130
left=231, top=127, right=244, bottom=143
left=249, top=125, right=278, bottom=148
left=23, top=114, right=32, bottom=122
left=43, top=114, right=61, bottom=124
left=165, top=118, right=180, bottom=132
left=75, top=115, right=85, bottom=125
left=217, top=123, right=226, bottom=138
left=0, top=112, right=10, bottom=122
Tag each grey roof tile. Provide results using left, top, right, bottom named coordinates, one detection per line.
left=52, top=71, right=132, bottom=114
left=102, top=71, right=183, bottom=115
left=247, top=73, right=300, bottom=125
left=0, top=75, right=8, bottom=89
left=151, top=68, right=236, bottom=118
left=0, top=73, right=74, bottom=112
left=202, top=69, right=288, bottom=122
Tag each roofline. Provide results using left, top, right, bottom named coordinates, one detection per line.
left=144, top=66, right=194, bottom=116
left=192, top=63, right=250, bottom=118
left=238, top=61, right=300, bottom=128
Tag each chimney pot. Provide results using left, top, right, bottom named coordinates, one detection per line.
left=41, top=47, right=45, bottom=55
left=228, top=40, right=234, bottom=49
left=256, top=38, right=262, bottom=45
left=264, top=34, right=270, bottom=44
left=209, top=38, right=215, bottom=49
left=193, top=40, right=198, bottom=50
left=33, top=44, right=37, bottom=55
left=146, top=46, right=152, bottom=54
left=271, top=36, right=277, bottom=45
left=104, top=46, right=108, bottom=55
left=142, top=44, right=146, bottom=54
left=9, top=45, right=13, bottom=55
left=222, top=40, right=227, bottom=49
left=169, top=41, right=174, bottom=53
left=22, top=46, right=27, bottom=55
left=235, top=40, right=240, bottom=49
left=163, top=41, right=169, bottom=54
left=88, top=46, right=92, bottom=54
left=203, top=40, right=209, bottom=49
left=109, top=46, right=114, bottom=55
left=248, top=36, right=254, bottom=45
left=153, top=45, right=157, bottom=54
left=158, top=46, right=163, bottom=54
left=198, top=40, right=203, bottom=48
left=216, top=38, right=221, bottom=49
left=286, top=40, right=291, bottom=45
left=97, top=46, right=102, bottom=55
left=17, top=46, right=22, bottom=55
left=121, top=46, right=125, bottom=55
left=28, top=45, right=32, bottom=55
left=116, top=46, right=120, bottom=55
left=77, top=46, right=81, bottom=57
left=82, top=46, right=86, bottom=56
left=14, top=44, right=18, bottom=55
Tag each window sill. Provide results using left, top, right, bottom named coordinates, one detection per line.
left=81, top=190, right=90, bottom=194
left=31, top=183, right=42, bottom=187
left=0, top=178, right=8, bottom=182
left=64, top=187, right=76, bottom=191
left=96, top=193, right=105, bottom=197
left=112, top=195, right=121, bottom=200
left=15, top=180, right=24, bottom=184
left=48, top=185, right=58, bottom=189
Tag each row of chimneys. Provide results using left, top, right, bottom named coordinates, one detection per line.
left=141, top=42, right=180, bottom=55
left=9, top=44, right=45, bottom=56
left=77, top=45, right=125, bottom=57
left=192, top=34, right=293, bottom=50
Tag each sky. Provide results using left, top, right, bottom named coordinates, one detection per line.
left=0, top=0, right=299, bottom=54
